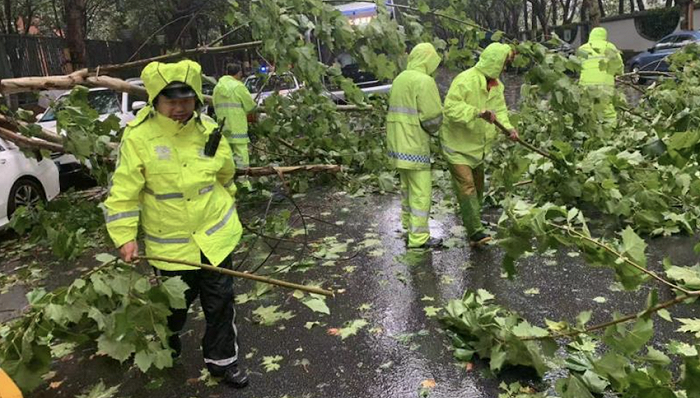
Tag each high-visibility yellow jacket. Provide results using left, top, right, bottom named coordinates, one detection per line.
left=213, top=76, right=257, bottom=144
left=104, top=60, right=242, bottom=271
left=440, top=43, right=514, bottom=167
left=386, top=43, right=443, bottom=170
left=578, top=27, right=624, bottom=87
left=0, top=369, right=22, bottom=398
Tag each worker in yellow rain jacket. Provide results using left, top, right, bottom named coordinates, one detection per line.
left=386, top=43, right=443, bottom=249
left=103, top=60, right=249, bottom=388
left=0, top=369, right=22, bottom=398
left=441, top=43, right=519, bottom=247
left=213, top=63, right=257, bottom=191
left=578, top=27, right=624, bottom=124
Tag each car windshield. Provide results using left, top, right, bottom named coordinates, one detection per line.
left=39, top=90, right=122, bottom=122
left=245, top=75, right=296, bottom=93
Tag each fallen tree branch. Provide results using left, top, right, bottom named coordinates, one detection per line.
left=236, top=164, right=341, bottom=177
left=136, top=255, right=334, bottom=296
left=0, top=125, right=64, bottom=152
left=0, top=114, right=63, bottom=144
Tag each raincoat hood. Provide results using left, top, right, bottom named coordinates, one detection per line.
left=406, top=43, right=441, bottom=76
left=140, top=60, right=204, bottom=104
left=588, top=27, right=608, bottom=42
left=587, top=27, right=609, bottom=52
left=475, top=43, right=512, bottom=79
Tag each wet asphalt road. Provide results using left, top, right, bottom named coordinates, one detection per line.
left=2, top=185, right=699, bottom=398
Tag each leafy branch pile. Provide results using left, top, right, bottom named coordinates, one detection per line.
left=0, top=257, right=188, bottom=390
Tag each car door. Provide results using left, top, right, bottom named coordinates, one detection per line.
left=643, top=35, right=679, bottom=71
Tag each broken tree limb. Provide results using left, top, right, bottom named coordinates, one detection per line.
left=236, top=164, right=341, bottom=177
left=93, top=40, right=263, bottom=74
left=493, top=119, right=556, bottom=161
left=0, top=124, right=65, bottom=152
left=136, top=255, right=334, bottom=297
left=0, top=114, right=63, bottom=144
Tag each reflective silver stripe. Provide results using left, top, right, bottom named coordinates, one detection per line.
left=389, top=106, right=418, bottom=115
left=105, top=210, right=139, bottom=223
left=216, top=103, right=242, bottom=109
left=199, top=185, right=214, bottom=195
left=206, top=206, right=235, bottom=236
left=230, top=134, right=249, bottom=139
left=204, top=356, right=237, bottom=367
left=145, top=234, right=190, bottom=244
left=421, top=114, right=443, bottom=134
left=441, top=144, right=456, bottom=154
left=422, top=114, right=443, bottom=127
left=409, top=208, right=429, bottom=218
left=410, top=225, right=430, bottom=234
left=143, top=187, right=184, bottom=200
left=224, top=179, right=235, bottom=188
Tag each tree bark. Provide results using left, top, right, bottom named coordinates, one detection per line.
left=597, top=0, right=606, bottom=17
left=3, top=0, right=13, bottom=34
left=523, top=0, right=529, bottom=34
left=63, top=0, right=88, bottom=70
left=636, top=0, right=645, bottom=11
left=619, top=0, right=624, bottom=14
left=629, top=0, right=635, bottom=13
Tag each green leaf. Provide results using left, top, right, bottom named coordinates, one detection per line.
left=302, top=297, right=330, bottom=315
left=336, top=319, right=368, bottom=340
left=512, top=321, right=549, bottom=338
left=252, top=305, right=295, bottom=326
left=423, top=306, right=443, bottom=317
left=657, top=309, right=672, bottom=322
left=76, top=381, right=120, bottom=398
left=134, top=350, right=154, bottom=372
left=159, top=277, right=188, bottom=309
left=603, top=318, right=653, bottom=355
left=667, top=340, right=698, bottom=357
left=677, top=318, right=700, bottom=337
left=261, top=355, right=283, bottom=372
left=556, top=375, right=595, bottom=398
left=94, top=253, right=116, bottom=264
left=576, top=311, right=592, bottom=327
left=96, top=335, right=135, bottom=363
left=580, top=370, right=608, bottom=394
left=642, top=346, right=671, bottom=366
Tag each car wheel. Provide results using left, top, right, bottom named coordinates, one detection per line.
left=7, top=178, right=46, bottom=217
left=631, top=64, right=645, bottom=84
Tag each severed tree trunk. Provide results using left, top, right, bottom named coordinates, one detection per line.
left=63, top=0, right=88, bottom=71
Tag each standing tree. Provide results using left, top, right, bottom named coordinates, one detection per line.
left=63, top=0, right=87, bottom=70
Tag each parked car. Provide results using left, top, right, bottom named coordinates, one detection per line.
left=245, top=69, right=391, bottom=106
left=244, top=73, right=302, bottom=105
left=0, top=138, right=60, bottom=229
left=627, top=30, right=700, bottom=83
left=36, top=86, right=143, bottom=181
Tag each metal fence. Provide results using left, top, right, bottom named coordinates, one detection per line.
left=0, top=34, right=166, bottom=78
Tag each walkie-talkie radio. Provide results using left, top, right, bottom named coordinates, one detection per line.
left=204, top=117, right=225, bottom=157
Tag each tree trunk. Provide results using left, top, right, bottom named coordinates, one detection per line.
left=523, top=0, right=529, bottom=34
left=619, top=0, right=624, bottom=14
left=552, top=0, right=558, bottom=27
left=63, top=0, right=88, bottom=71
left=629, top=0, right=635, bottom=13
left=598, top=0, right=606, bottom=17
left=590, top=0, right=601, bottom=26
left=636, top=0, right=645, bottom=11
left=3, top=0, right=13, bottom=34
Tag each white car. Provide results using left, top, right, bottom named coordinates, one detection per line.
left=36, top=86, right=144, bottom=172
left=244, top=73, right=302, bottom=106
left=0, top=138, right=60, bottom=229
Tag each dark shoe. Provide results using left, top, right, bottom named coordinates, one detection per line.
left=168, top=335, right=182, bottom=359
left=469, top=232, right=492, bottom=248
left=415, top=237, right=443, bottom=249
left=221, top=366, right=249, bottom=389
